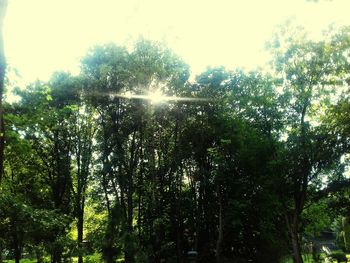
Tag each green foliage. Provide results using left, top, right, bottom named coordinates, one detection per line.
left=2, top=27, right=350, bottom=263
left=83, top=254, right=101, bottom=263
left=330, top=250, right=348, bottom=262
left=280, top=254, right=315, bottom=263
left=302, top=201, right=332, bottom=237
left=4, top=260, right=37, bottom=263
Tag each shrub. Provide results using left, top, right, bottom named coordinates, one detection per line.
left=330, top=250, right=347, bottom=262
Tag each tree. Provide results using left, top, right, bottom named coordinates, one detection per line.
left=2, top=28, right=350, bottom=263
left=12, top=74, right=78, bottom=263
left=0, top=98, right=73, bottom=263
left=71, top=98, right=96, bottom=263
left=185, top=67, right=288, bottom=262
left=268, top=25, right=350, bottom=262
left=81, top=40, right=190, bottom=263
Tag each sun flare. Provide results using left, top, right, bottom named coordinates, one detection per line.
left=114, top=90, right=209, bottom=103
left=148, top=90, right=166, bottom=104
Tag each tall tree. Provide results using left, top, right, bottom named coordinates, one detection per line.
left=71, top=100, right=96, bottom=263
left=14, top=74, right=78, bottom=263
left=269, top=25, right=350, bottom=263
left=81, top=40, right=190, bottom=263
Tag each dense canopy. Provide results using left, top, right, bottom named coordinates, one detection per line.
left=1, top=5, right=350, bottom=263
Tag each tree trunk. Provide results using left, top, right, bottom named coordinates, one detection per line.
left=13, top=241, right=21, bottom=263
left=36, top=247, right=44, bottom=263
left=0, top=244, right=3, bottom=263
left=124, top=173, right=135, bottom=263
left=174, top=177, right=184, bottom=263
left=290, top=223, right=303, bottom=263
left=14, top=253, right=20, bottom=263
left=124, top=201, right=134, bottom=263
left=52, top=250, right=62, bottom=263
left=124, top=130, right=138, bottom=263
left=0, top=0, right=7, bottom=183
left=175, top=189, right=184, bottom=263
left=176, top=224, right=184, bottom=263
left=216, top=189, right=223, bottom=263
left=77, top=199, right=85, bottom=263
left=124, top=179, right=134, bottom=263
left=194, top=180, right=203, bottom=253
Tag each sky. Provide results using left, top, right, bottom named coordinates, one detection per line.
left=3, top=0, right=350, bottom=85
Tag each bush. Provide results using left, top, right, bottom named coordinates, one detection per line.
left=330, top=250, right=347, bottom=262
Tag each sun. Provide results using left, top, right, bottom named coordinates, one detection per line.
left=148, top=90, right=166, bottom=104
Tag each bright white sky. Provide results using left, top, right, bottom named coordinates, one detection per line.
left=3, top=0, right=350, bottom=85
